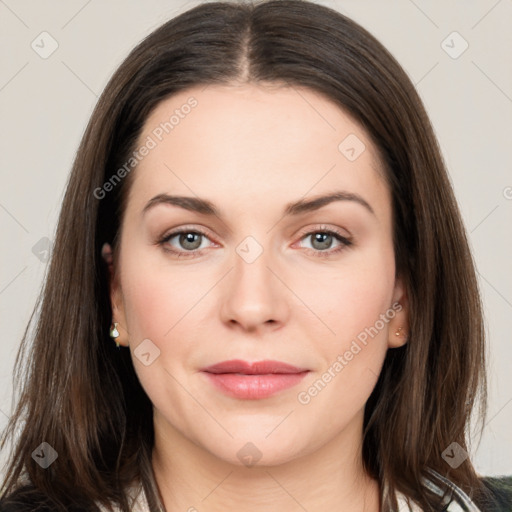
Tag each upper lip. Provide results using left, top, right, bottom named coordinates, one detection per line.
left=201, top=359, right=309, bottom=374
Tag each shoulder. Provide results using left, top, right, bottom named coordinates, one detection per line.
left=474, top=475, right=512, bottom=511
left=0, top=486, right=50, bottom=512
left=0, top=482, right=148, bottom=512
left=0, top=486, right=98, bottom=512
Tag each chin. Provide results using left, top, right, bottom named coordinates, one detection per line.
left=201, top=431, right=308, bottom=469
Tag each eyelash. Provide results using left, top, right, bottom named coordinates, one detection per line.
left=157, top=225, right=353, bottom=259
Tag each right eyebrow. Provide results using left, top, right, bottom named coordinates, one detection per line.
left=142, top=194, right=219, bottom=217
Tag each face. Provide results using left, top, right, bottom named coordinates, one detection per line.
left=107, top=83, right=409, bottom=467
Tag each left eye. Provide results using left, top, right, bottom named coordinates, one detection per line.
left=299, top=230, right=351, bottom=252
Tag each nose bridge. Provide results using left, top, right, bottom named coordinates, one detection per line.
left=233, top=234, right=276, bottom=302
left=235, top=238, right=271, bottom=290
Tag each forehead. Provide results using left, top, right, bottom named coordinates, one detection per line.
left=125, top=83, right=390, bottom=221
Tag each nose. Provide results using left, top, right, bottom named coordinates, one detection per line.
left=219, top=243, right=289, bottom=333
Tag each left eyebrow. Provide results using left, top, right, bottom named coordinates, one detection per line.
left=284, top=191, right=375, bottom=217
left=141, top=190, right=375, bottom=218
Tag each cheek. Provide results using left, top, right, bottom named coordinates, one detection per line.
left=299, top=247, right=395, bottom=342
left=119, top=258, right=202, bottom=413
left=294, top=263, right=395, bottom=421
left=120, top=257, right=205, bottom=342
left=294, top=247, right=396, bottom=408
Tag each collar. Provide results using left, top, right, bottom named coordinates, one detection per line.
left=396, top=468, right=483, bottom=511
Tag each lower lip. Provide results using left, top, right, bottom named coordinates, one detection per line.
left=202, top=372, right=309, bottom=400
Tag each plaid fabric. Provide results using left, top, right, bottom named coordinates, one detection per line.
left=422, top=469, right=482, bottom=511
left=397, top=469, right=512, bottom=511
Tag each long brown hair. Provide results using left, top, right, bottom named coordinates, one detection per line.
left=1, top=1, right=489, bottom=510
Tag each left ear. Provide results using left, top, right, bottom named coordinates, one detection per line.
left=387, top=274, right=409, bottom=348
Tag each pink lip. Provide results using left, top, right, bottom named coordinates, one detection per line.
left=201, top=359, right=310, bottom=400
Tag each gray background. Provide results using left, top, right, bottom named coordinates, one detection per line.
left=0, top=0, right=511, bottom=477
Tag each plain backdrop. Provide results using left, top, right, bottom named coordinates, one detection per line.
left=0, top=0, right=511, bottom=478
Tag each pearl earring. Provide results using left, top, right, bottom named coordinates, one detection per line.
left=109, top=322, right=120, bottom=348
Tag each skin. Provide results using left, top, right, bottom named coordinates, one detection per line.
left=105, top=83, right=409, bottom=512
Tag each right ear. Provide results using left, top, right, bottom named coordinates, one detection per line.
left=101, top=243, right=129, bottom=347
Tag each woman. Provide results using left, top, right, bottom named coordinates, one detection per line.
left=0, top=0, right=510, bottom=510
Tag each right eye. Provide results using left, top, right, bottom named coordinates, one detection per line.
left=158, top=228, right=216, bottom=258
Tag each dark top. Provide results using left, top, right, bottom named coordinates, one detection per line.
left=0, top=476, right=511, bottom=511
left=474, top=475, right=512, bottom=511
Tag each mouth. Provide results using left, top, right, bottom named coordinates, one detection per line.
left=200, top=359, right=310, bottom=400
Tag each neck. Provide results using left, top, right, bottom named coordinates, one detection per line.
left=151, top=410, right=381, bottom=512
